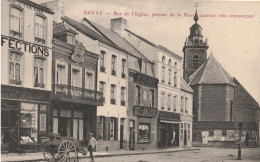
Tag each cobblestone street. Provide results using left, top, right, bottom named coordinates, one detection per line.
left=81, top=147, right=260, bottom=162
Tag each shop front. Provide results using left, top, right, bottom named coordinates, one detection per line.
left=158, top=111, right=180, bottom=148
left=180, top=113, right=193, bottom=147
left=1, top=85, right=51, bottom=153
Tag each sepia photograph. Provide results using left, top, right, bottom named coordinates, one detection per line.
left=1, top=0, right=260, bottom=161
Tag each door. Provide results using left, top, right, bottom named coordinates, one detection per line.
left=129, top=127, right=135, bottom=150
left=184, top=130, right=187, bottom=146
left=120, top=125, right=124, bottom=149
left=1, top=109, right=19, bottom=153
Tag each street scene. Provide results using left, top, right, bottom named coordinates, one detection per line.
left=1, top=0, right=260, bottom=162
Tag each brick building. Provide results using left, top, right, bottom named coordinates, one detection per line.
left=183, top=9, right=259, bottom=147
left=1, top=0, right=54, bottom=153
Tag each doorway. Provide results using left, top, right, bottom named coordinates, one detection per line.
left=1, top=109, right=19, bottom=153
left=129, top=120, right=135, bottom=150
left=120, top=125, right=124, bottom=149
left=184, top=130, right=187, bottom=146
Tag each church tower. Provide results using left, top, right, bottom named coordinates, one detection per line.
left=183, top=6, right=209, bottom=82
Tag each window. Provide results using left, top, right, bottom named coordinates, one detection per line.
left=161, top=92, right=165, bottom=109
left=138, top=123, right=150, bottom=142
left=181, top=97, right=184, bottom=112
left=10, top=6, right=23, bottom=38
left=20, top=103, right=38, bottom=143
left=135, top=85, right=140, bottom=105
left=161, top=56, right=165, bottom=82
left=99, top=81, right=106, bottom=102
left=121, top=87, right=126, bottom=106
left=168, top=69, right=171, bottom=85
left=193, top=55, right=199, bottom=68
left=185, top=98, right=188, bottom=113
left=67, top=34, right=75, bottom=45
left=122, top=59, right=126, bottom=78
left=100, top=51, right=105, bottom=72
left=110, top=84, right=116, bottom=104
left=56, top=64, right=66, bottom=84
left=167, top=94, right=171, bottom=110
left=85, top=72, right=93, bottom=90
left=71, top=69, right=80, bottom=87
left=174, top=72, right=177, bottom=87
left=149, top=89, right=154, bottom=107
left=111, top=55, right=116, bottom=75
left=188, top=124, right=191, bottom=140
left=142, top=61, right=147, bottom=73
left=173, top=96, right=177, bottom=111
left=34, top=57, right=45, bottom=88
left=35, top=15, right=46, bottom=44
left=9, top=52, right=22, bottom=85
left=180, top=123, right=184, bottom=140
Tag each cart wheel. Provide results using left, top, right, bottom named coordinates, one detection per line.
left=43, top=149, right=59, bottom=161
left=58, top=141, right=77, bottom=161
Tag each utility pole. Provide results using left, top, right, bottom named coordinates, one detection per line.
left=237, top=122, right=243, bottom=160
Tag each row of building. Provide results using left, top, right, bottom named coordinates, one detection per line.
left=1, top=0, right=259, bottom=153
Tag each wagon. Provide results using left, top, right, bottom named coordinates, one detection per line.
left=42, top=133, right=88, bottom=162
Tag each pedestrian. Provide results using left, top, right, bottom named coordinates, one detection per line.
left=88, top=133, right=97, bottom=162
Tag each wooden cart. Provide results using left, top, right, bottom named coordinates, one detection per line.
left=42, top=133, right=88, bottom=162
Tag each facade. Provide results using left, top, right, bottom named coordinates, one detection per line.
left=106, top=18, right=193, bottom=148
left=184, top=9, right=260, bottom=147
left=49, top=21, right=103, bottom=142
left=82, top=18, right=159, bottom=150
left=1, top=0, right=54, bottom=153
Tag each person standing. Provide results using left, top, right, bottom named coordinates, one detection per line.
left=88, top=133, right=97, bottom=162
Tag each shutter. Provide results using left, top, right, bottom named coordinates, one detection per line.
left=108, top=117, right=111, bottom=141
left=114, top=118, right=118, bottom=140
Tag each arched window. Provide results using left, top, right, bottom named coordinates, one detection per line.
left=174, top=62, right=177, bottom=70
left=192, top=55, right=199, bottom=68
left=162, top=56, right=165, bottom=64
left=168, top=59, right=172, bottom=67
left=161, top=56, right=166, bottom=82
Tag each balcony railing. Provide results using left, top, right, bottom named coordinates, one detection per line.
left=52, top=84, right=104, bottom=104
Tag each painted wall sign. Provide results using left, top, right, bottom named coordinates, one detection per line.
left=134, top=106, right=157, bottom=117
left=1, top=36, right=49, bottom=57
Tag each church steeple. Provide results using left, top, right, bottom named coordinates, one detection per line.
left=183, top=2, right=209, bottom=82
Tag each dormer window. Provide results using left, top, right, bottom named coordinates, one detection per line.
left=67, top=34, right=75, bottom=45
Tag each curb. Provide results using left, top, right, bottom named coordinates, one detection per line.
left=1, top=148, right=200, bottom=162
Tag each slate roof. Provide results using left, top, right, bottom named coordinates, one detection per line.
left=62, top=16, right=118, bottom=49
left=156, top=45, right=182, bottom=60
left=53, top=22, right=78, bottom=35
left=83, top=18, right=151, bottom=62
left=181, top=78, right=193, bottom=93
left=189, top=54, right=235, bottom=86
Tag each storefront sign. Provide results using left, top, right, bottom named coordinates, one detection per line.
left=1, top=85, right=50, bottom=102
left=159, top=111, right=180, bottom=121
left=134, top=73, right=158, bottom=87
left=1, top=36, right=49, bottom=57
left=134, top=106, right=157, bottom=117
left=40, top=114, right=46, bottom=131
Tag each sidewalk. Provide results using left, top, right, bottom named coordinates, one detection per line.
left=1, top=147, right=199, bottom=162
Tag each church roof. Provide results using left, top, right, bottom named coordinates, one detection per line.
left=189, top=54, right=235, bottom=86
left=181, top=78, right=193, bottom=93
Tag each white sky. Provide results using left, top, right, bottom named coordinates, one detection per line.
left=36, top=0, right=260, bottom=104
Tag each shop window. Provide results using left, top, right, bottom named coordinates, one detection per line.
left=34, top=57, right=46, bottom=88
left=73, top=110, right=83, bottom=140
left=135, top=85, right=140, bottom=105
left=9, top=52, right=22, bottom=85
left=121, top=87, right=126, bottom=106
left=222, top=130, right=227, bottom=137
left=180, top=123, right=184, bottom=140
left=138, top=123, right=150, bottom=142
left=110, top=84, right=116, bottom=104
left=35, top=15, right=46, bottom=44
left=100, top=51, right=106, bottom=72
left=111, top=55, right=117, bottom=76
left=149, top=89, right=154, bottom=108
left=20, top=103, right=38, bottom=144
left=121, top=59, right=126, bottom=78
left=10, top=6, right=23, bottom=39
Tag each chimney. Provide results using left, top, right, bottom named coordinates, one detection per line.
left=110, top=18, right=127, bottom=36
left=41, top=0, right=64, bottom=23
